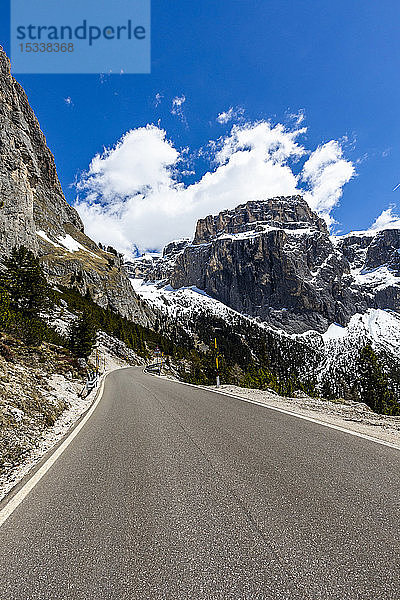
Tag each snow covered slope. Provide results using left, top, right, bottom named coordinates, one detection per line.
left=131, top=277, right=400, bottom=399
left=130, top=279, right=245, bottom=327
left=313, top=309, right=400, bottom=398
left=322, top=309, right=400, bottom=352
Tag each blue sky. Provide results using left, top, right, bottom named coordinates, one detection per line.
left=1, top=1, right=400, bottom=253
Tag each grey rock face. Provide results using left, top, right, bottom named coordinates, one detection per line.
left=124, top=256, right=159, bottom=281
left=193, top=196, right=327, bottom=244
left=364, top=229, right=400, bottom=274
left=338, top=234, right=373, bottom=270
left=125, top=239, right=191, bottom=284
left=163, top=238, right=191, bottom=256
left=0, top=47, right=151, bottom=325
left=338, top=229, right=400, bottom=275
left=170, top=197, right=356, bottom=333
left=0, top=51, right=38, bottom=254
left=337, top=229, right=400, bottom=315
left=0, top=48, right=83, bottom=253
left=136, top=196, right=400, bottom=334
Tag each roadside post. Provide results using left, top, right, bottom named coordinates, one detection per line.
left=154, top=346, right=162, bottom=375
left=214, top=337, right=220, bottom=388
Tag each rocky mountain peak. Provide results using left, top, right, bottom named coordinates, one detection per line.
left=163, top=238, right=191, bottom=257
left=129, top=195, right=400, bottom=334
left=193, top=195, right=327, bottom=244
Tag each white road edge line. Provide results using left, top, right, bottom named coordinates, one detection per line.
left=0, top=371, right=111, bottom=529
left=146, top=370, right=400, bottom=452
left=2, top=365, right=398, bottom=531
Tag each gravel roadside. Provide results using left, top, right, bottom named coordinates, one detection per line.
left=205, top=384, right=400, bottom=448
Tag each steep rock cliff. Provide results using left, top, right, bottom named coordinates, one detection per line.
left=129, top=196, right=400, bottom=334
left=0, top=47, right=151, bottom=324
left=169, top=197, right=362, bottom=333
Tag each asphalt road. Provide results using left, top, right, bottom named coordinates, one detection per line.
left=0, top=367, right=399, bottom=599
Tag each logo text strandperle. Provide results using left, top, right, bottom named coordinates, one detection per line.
left=16, top=20, right=146, bottom=46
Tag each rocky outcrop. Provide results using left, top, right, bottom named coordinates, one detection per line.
left=168, top=197, right=359, bottom=333
left=131, top=196, right=400, bottom=334
left=0, top=47, right=151, bottom=325
left=193, top=196, right=327, bottom=243
left=363, top=229, right=400, bottom=274
left=0, top=48, right=83, bottom=253
left=337, top=229, right=400, bottom=316
left=125, top=239, right=190, bottom=284
left=338, top=230, right=400, bottom=274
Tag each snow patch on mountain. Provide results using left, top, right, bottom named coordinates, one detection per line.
left=216, top=224, right=314, bottom=242
left=308, top=308, right=400, bottom=399
left=130, top=278, right=239, bottom=324
left=131, top=278, right=400, bottom=351
left=352, top=265, right=400, bottom=292
left=322, top=308, right=400, bottom=353
left=322, top=322, right=347, bottom=341
left=36, top=230, right=98, bottom=258
left=57, top=234, right=87, bottom=253
left=36, top=230, right=62, bottom=248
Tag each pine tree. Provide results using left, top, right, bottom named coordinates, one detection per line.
left=69, top=311, right=97, bottom=359
left=357, top=344, right=400, bottom=415
left=0, top=246, right=54, bottom=345
left=0, top=286, right=10, bottom=328
left=1, top=246, right=51, bottom=317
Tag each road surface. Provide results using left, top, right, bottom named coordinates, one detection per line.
left=0, top=367, right=399, bottom=599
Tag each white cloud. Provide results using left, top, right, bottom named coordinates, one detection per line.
left=64, top=96, right=73, bottom=106
left=367, top=206, right=400, bottom=232
left=288, top=109, right=305, bottom=126
left=172, top=95, right=186, bottom=108
left=171, top=95, right=187, bottom=125
left=302, top=140, right=355, bottom=226
left=77, top=126, right=179, bottom=201
left=216, top=107, right=244, bottom=124
left=154, top=92, right=163, bottom=107
left=75, top=121, right=355, bottom=257
left=217, top=108, right=234, bottom=124
left=216, top=121, right=306, bottom=165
